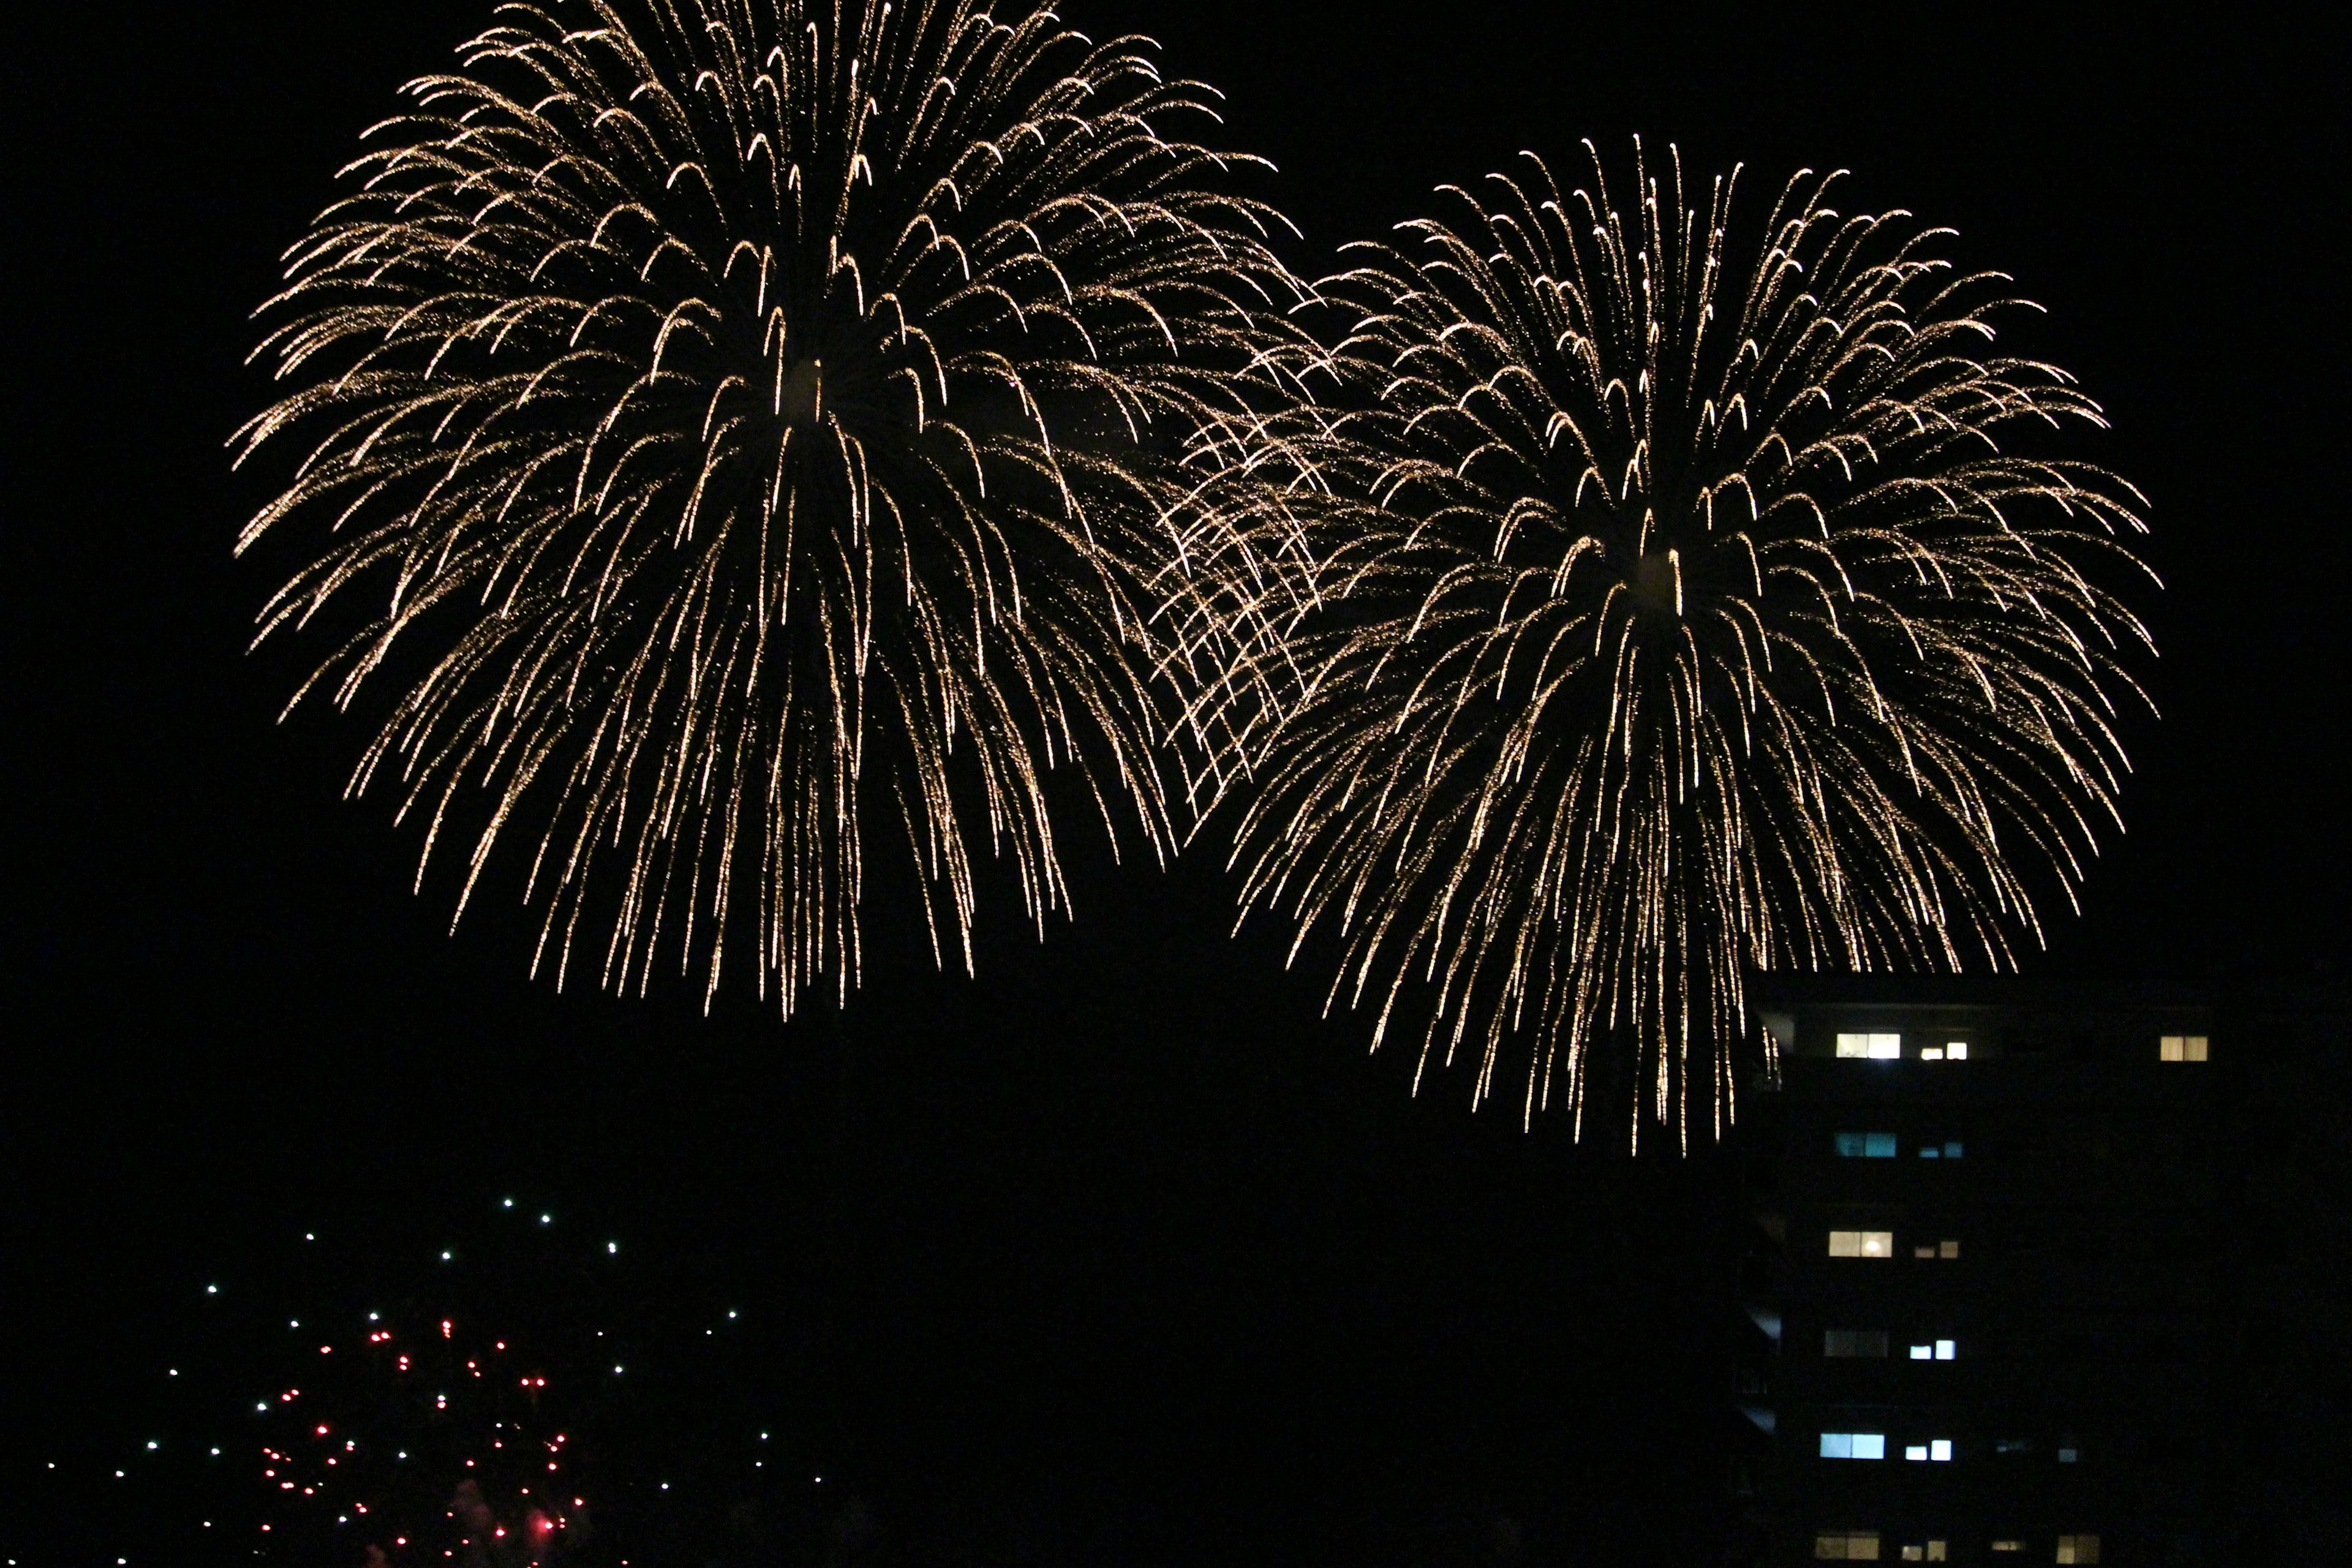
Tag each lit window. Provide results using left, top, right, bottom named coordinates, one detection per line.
left=2057, top=1442, right=2079, bottom=1463
left=1991, top=1544, right=2022, bottom=1556
left=1919, top=1140, right=1963, bottom=1159
left=1928, top=1546, right=1948, bottom=1563
left=1830, top=1231, right=1894, bottom=1259
left=1837, top=1132, right=1899, bottom=1158
left=1994, top=1438, right=2031, bottom=1455
left=1937, top=1340, right=1955, bottom=1360
left=1904, top=1446, right=1923, bottom=1461
left=1814, top=1532, right=1882, bottom=1561
left=1820, top=1433, right=1887, bottom=1460
left=1946, top=1042, right=1967, bottom=1060
left=2159, top=1035, right=2209, bottom=1062
left=1838, top=1033, right=1902, bottom=1060
left=1910, top=1343, right=1932, bottom=1360
left=2056, top=1535, right=2100, bottom=1564
left=1940, top=1239, right=1960, bottom=1259
left=1901, top=1440, right=1953, bottom=1462
left=1901, top=1547, right=1948, bottom=1564
left=1826, top=1330, right=1890, bottom=1358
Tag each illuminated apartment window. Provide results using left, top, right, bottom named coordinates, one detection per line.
left=1825, top=1330, right=1890, bottom=1358
left=1911, top=1239, right=1961, bottom=1259
left=1917, top=1041, right=1969, bottom=1061
left=1918, top=1140, right=1964, bottom=1159
left=1991, top=1544, right=2022, bottom=1556
left=1903, top=1545, right=1948, bottom=1563
left=1896, top=1439, right=1951, bottom=1461
left=2159, top=1034, right=2209, bottom=1061
left=1819, top=1432, right=1887, bottom=1460
left=1909, top=1340, right=1956, bottom=1360
left=1837, top=1032, right=1902, bottom=1059
left=1830, top=1230, right=1894, bottom=1259
left=1814, top=1531, right=1882, bottom=1561
left=1837, top=1132, right=1899, bottom=1158
left=2057, top=1441, right=2079, bottom=1463
left=2055, top=1535, right=2101, bottom=1564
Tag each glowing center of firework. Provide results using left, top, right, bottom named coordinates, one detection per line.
left=1629, top=549, right=1683, bottom=617
left=777, top=356, right=824, bottom=427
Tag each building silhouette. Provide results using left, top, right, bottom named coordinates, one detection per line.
left=1727, top=990, right=2226, bottom=1566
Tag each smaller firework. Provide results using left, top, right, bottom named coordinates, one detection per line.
left=254, top=1309, right=596, bottom=1567
left=61, top=1197, right=829, bottom=1568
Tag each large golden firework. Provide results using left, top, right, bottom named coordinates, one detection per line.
left=1220, top=145, right=2154, bottom=1144
left=235, top=0, right=1313, bottom=1014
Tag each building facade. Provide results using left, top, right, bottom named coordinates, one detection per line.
left=1728, top=993, right=2223, bottom=1566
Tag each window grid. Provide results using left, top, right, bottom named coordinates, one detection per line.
left=1837, top=1032, right=1903, bottom=1060
left=1825, top=1330, right=1890, bottom=1358
left=1836, top=1131, right=1899, bottom=1158
left=2159, top=1034, right=2209, bottom=1062
left=1830, top=1231, right=1894, bottom=1259
left=1819, top=1432, right=1887, bottom=1460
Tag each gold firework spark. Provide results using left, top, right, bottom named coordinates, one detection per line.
left=234, top=0, right=1314, bottom=1015
left=1217, top=143, right=2155, bottom=1145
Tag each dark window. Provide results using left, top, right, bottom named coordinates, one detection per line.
left=1825, top=1330, right=1890, bottom=1358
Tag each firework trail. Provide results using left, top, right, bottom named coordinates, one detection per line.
left=1215, top=143, right=2154, bottom=1145
left=235, top=0, right=1314, bottom=1016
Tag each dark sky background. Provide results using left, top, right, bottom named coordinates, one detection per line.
left=6, top=3, right=2345, bottom=1565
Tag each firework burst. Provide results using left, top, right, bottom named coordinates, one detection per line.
left=1219, top=143, right=2154, bottom=1144
left=235, top=0, right=1313, bottom=1014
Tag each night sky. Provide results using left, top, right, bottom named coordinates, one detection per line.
left=7, top=4, right=2344, bottom=1566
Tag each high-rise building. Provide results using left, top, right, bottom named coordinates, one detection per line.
left=1726, top=990, right=2223, bottom=1566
